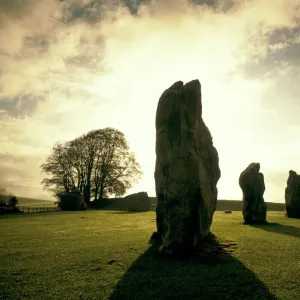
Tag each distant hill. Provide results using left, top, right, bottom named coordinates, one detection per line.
left=149, top=197, right=285, bottom=212
left=216, top=200, right=285, bottom=211
left=16, top=197, right=56, bottom=207
left=14, top=196, right=285, bottom=211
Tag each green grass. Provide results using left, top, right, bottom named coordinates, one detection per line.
left=0, top=211, right=299, bottom=300
left=16, top=197, right=56, bottom=207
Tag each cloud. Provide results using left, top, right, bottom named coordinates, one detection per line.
left=0, top=0, right=299, bottom=201
left=0, top=153, right=49, bottom=199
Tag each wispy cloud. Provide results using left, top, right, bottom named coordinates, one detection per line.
left=0, top=0, right=299, bottom=201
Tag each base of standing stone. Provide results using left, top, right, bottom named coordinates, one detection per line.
left=285, top=210, right=300, bottom=219
left=148, top=231, right=162, bottom=247
left=149, top=232, right=237, bottom=259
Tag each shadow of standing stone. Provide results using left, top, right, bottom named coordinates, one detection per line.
left=109, top=242, right=277, bottom=300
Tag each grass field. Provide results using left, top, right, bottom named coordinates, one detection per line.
left=1, top=210, right=299, bottom=300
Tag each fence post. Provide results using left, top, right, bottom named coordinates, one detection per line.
left=28, top=207, right=29, bottom=213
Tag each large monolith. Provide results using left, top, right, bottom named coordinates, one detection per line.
left=239, top=163, right=267, bottom=224
left=125, top=192, right=151, bottom=212
left=150, top=79, right=221, bottom=256
left=285, top=170, right=300, bottom=218
left=59, top=188, right=87, bottom=211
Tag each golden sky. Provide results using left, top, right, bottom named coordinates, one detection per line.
left=0, top=0, right=300, bottom=202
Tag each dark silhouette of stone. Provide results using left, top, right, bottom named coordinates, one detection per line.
left=150, top=79, right=221, bottom=257
left=59, top=188, right=87, bottom=211
left=124, top=192, right=151, bottom=212
left=239, top=163, right=267, bottom=224
left=285, top=170, right=300, bottom=219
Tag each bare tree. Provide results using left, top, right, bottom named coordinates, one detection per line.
left=67, top=131, right=99, bottom=204
left=41, top=127, right=142, bottom=205
left=0, top=187, right=14, bottom=205
left=91, top=128, right=142, bottom=202
left=41, top=142, right=76, bottom=197
left=0, top=187, right=8, bottom=204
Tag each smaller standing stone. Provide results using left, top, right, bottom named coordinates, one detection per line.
left=285, top=170, right=300, bottom=219
left=239, top=163, right=267, bottom=224
left=59, top=188, right=87, bottom=211
left=124, top=192, right=151, bottom=212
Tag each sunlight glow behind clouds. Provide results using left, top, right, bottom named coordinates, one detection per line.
left=0, top=0, right=300, bottom=201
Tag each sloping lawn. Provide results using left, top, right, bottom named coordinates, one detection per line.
left=0, top=211, right=299, bottom=300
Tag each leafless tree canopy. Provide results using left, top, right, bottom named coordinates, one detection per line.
left=41, top=127, right=142, bottom=204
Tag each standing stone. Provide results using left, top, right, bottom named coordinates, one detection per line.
left=59, top=188, right=87, bottom=211
left=239, top=163, right=267, bottom=224
left=125, top=192, right=151, bottom=212
left=150, top=79, right=221, bottom=256
left=285, top=170, right=300, bottom=218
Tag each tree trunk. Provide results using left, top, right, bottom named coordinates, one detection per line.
left=84, top=183, right=91, bottom=205
left=94, top=187, right=99, bottom=201
left=98, top=182, right=105, bottom=202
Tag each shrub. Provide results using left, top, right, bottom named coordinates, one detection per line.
left=8, top=196, right=18, bottom=207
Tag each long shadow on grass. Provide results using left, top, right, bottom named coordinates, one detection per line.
left=251, top=222, right=300, bottom=239
left=109, top=243, right=276, bottom=300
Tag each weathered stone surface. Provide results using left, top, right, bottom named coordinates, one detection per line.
left=151, top=79, right=221, bottom=256
left=124, top=192, right=151, bottom=212
left=239, top=163, right=267, bottom=224
left=285, top=170, right=300, bottom=218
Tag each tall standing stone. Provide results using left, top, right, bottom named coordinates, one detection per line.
left=239, top=163, right=267, bottom=224
left=285, top=170, right=300, bottom=218
left=151, top=79, right=221, bottom=256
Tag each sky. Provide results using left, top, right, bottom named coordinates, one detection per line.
left=0, top=0, right=300, bottom=202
